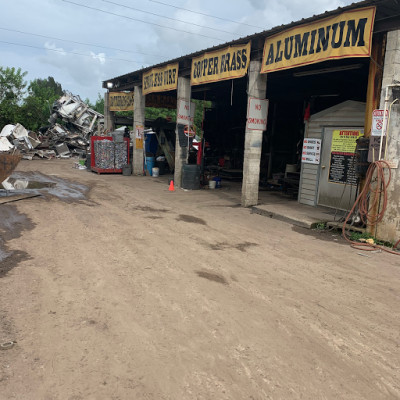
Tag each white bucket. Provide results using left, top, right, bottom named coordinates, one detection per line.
left=152, top=167, right=160, bottom=177
left=209, top=180, right=216, bottom=189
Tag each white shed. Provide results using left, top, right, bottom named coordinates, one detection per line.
left=299, top=100, right=366, bottom=208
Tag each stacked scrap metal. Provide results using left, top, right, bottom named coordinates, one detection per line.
left=114, top=142, right=128, bottom=169
left=0, top=91, right=104, bottom=160
left=94, top=140, right=114, bottom=169
left=49, top=91, right=103, bottom=136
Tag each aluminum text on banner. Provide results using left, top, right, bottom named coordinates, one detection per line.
left=261, top=7, right=375, bottom=74
left=191, top=42, right=251, bottom=86
left=142, top=63, right=179, bottom=95
left=109, top=92, right=134, bottom=111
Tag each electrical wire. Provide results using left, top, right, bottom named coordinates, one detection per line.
left=61, top=0, right=224, bottom=42
left=146, top=0, right=264, bottom=29
left=100, top=0, right=235, bottom=35
left=0, top=40, right=146, bottom=65
left=0, top=27, right=166, bottom=59
left=342, top=160, right=400, bottom=255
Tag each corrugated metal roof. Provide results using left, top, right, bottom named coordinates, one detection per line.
left=103, top=0, right=396, bottom=87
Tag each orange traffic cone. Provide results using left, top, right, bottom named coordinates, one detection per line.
left=169, top=180, right=175, bottom=191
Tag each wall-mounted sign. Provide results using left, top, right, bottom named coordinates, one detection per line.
left=261, top=7, right=375, bottom=74
left=142, top=63, right=179, bottom=95
left=109, top=92, right=134, bottom=111
left=177, top=100, right=196, bottom=125
left=246, top=97, right=269, bottom=131
left=191, top=42, right=251, bottom=86
left=371, top=109, right=388, bottom=136
left=302, top=138, right=321, bottom=164
left=145, top=94, right=177, bottom=109
left=329, top=129, right=363, bottom=185
left=135, top=124, right=144, bottom=149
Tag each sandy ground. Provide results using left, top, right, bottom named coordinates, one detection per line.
left=0, top=159, right=399, bottom=400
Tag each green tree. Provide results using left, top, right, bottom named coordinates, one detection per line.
left=0, top=66, right=27, bottom=127
left=145, top=106, right=176, bottom=122
left=19, top=76, right=63, bottom=130
left=85, top=93, right=105, bottom=114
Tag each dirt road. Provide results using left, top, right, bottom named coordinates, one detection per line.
left=1, top=160, right=399, bottom=399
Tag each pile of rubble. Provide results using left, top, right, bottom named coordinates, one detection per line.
left=0, top=92, right=104, bottom=160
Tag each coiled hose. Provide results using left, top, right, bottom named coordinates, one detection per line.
left=342, top=160, right=400, bottom=255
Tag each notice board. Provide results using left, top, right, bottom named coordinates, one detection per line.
left=328, top=129, right=363, bottom=185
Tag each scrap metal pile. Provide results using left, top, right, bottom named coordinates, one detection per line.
left=0, top=92, right=103, bottom=160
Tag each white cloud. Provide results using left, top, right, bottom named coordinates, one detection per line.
left=0, top=0, right=357, bottom=102
left=90, top=52, right=106, bottom=65
left=44, top=42, right=67, bottom=56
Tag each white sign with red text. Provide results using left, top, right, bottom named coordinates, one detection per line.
left=371, top=109, right=388, bottom=137
left=247, top=97, right=269, bottom=131
left=177, top=100, right=196, bottom=125
left=302, top=138, right=321, bottom=164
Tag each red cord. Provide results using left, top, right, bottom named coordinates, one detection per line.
left=342, top=160, right=400, bottom=255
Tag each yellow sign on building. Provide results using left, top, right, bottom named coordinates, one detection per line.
left=261, top=7, right=375, bottom=74
left=331, top=129, right=362, bottom=153
left=109, top=92, right=134, bottom=111
left=191, top=42, right=251, bottom=86
left=142, top=63, right=179, bottom=95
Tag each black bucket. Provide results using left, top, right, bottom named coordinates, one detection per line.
left=122, top=164, right=132, bottom=176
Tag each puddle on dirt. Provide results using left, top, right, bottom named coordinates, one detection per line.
left=1, top=171, right=88, bottom=202
left=177, top=214, right=207, bottom=225
left=2, top=178, right=56, bottom=190
left=0, top=205, right=35, bottom=278
left=0, top=247, right=10, bottom=263
left=292, top=226, right=346, bottom=245
left=131, top=205, right=169, bottom=213
left=197, top=203, right=241, bottom=209
left=207, top=241, right=258, bottom=252
left=196, top=270, right=228, bottom=285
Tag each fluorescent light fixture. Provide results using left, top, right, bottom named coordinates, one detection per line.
left=293, top=64, right=363, bottom=77
left=106, top=82, right=113, bottom=89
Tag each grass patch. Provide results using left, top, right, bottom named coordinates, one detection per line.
left=349, top=231, right=394, bottom=248
left=314, top=222, right=327, bottom=230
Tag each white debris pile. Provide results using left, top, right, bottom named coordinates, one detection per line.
left=49, top=91, right=103, bottom=136
left=0, top=91, right=104, bottom=160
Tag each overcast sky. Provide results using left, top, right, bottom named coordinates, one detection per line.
left=1, top=0, right=356, bottom=102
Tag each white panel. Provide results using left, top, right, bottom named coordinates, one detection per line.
left=300, top=198, right=316, bottom=206
left=302, top=183, right=317, bottom=191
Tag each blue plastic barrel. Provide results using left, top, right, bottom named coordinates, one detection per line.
left=145, top=133, right=158, bottom=155
left=146, top=157, right=155, bottom=175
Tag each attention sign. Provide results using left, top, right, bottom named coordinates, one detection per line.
left=261, top=7, right=375, bottom=74
left=329, top=129, right=363, bottom=185
left=246, top=97, right=269, bottom=131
